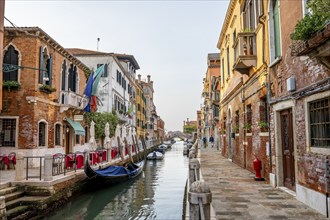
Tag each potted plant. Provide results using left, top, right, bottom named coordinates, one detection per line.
left=2, top=81, right=20, bottom=91
left=39, top=84, right=56, bottom=94
left=244, top=123, right=252, bottom=133
left=258, top=121, right=268, bottom=132
left=234, top=126, right=239, bottom=133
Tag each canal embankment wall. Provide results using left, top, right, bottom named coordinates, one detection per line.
left=2, top=144, right=160, bottom=219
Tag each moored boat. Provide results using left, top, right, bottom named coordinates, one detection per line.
left=84, top=154, right=144, bottom=185
left=147, top=151, right=164, bottom=160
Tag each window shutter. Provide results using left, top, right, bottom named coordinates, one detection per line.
left=48, top=56, right=53, bottom=86
left=273, top=0, right=281, bottom=58
left=39, top=47, right=44, bottom=84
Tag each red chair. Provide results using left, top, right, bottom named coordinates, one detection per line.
left=75, top=152, right=84, bottom=169
left=8, top=152, right=16, bottom=169
left=65, top=153, right=75, bottom=169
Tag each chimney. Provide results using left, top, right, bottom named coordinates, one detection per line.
left=147, top=75, right=151, bottom=83
left=138, top=74, right=141, bottom=83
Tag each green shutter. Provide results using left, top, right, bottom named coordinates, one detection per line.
left=273, top=0, right=281, bottom=58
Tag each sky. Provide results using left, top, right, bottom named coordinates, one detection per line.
left=4, top=0, right=229, bottom=132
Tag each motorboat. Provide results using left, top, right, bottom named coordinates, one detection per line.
left=147, top=151, right=164, bottom=160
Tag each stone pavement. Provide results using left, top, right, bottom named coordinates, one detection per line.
left=199, top=146, right=326, bottom=220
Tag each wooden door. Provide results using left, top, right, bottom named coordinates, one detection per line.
left=280, top=109, right=295, bottom=191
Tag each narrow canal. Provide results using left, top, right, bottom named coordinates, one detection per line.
left=45, top=140, right=188, bottom=220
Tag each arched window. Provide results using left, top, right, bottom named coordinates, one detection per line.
left=38, top=47, right=53, bottom=86
left=3, top=45, right=19, bottom=82
left=38, top=121, right=47, bottom=147
left=55, top=123, right=62, bottom=146
left=61, top=60, right=67, bottom=91
left=68, top=64, right=77, bottom=92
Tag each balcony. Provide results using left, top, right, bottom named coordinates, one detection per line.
left=233, top=32, right=257, bottom=75
left=291, top=23, right=330, bottom=69
left=60, top=91, right=87, bottom=113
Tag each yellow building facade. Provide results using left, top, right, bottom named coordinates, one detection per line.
left=135, top=76, right=146, bottom=139
left=217, top=0, right=270, bottom=178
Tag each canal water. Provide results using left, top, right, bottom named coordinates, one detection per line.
left=45, top=140, right=188, bottom=220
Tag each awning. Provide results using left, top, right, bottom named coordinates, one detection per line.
left=66, top=118, right=85, bottom=136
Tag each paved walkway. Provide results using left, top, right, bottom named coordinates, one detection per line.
left=199, top=146, right=326, bottom=220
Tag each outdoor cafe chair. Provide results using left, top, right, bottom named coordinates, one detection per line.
left=8, top=152, right=16, bottom=169
left=53, top=153, right=64, bottom=175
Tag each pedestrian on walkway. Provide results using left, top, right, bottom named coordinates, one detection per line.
left=209, top=135, right=214, bottom=148
left=203, top=136, right=207, bottom=148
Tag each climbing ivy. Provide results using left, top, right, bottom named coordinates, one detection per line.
left=291, top=0, right=330, bottom=40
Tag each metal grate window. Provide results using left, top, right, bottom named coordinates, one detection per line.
left=39, top=122, right=46, bottom=147
left=309, top=97, right=330, bottom=148
left=0, top=118, right=16, bottom=147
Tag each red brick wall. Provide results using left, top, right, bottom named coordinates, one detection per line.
left=2, top=32, right=87, bottom=150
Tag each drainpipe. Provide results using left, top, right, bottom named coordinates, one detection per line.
left=258, top=14, right=272, bottom=174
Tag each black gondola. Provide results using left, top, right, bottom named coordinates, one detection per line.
left=84, top=153, right=145, bottom=185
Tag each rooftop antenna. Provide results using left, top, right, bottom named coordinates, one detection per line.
left=97, top=37, right=100, bottom=51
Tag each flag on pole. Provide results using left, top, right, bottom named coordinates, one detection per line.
left=127, top=104, right=134, bottom=115
left=83, top=64, right=105, bottom=112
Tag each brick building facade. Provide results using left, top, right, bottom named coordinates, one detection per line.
left=268, top=0, right=330, bottom=215
left=1, top=27, right=90, bottom=163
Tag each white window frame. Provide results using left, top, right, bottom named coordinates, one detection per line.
left=0, top=116, right=19, bottom=148
left=268, top=0, right=282, bottom=65
left=304, top=90, right=330, bottom=155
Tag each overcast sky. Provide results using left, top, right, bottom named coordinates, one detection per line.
left=4, top=0, right=229, bottom=132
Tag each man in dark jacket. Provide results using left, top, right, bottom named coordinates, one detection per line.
left=209, top=135, right=214, bottom=148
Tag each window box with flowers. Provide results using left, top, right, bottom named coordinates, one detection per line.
left=258, top=121, right=269, bottom=132
left=2, top=81, right=21, bottom=91
left=39, top=84, right=56, bottom=94
left=244, top=123, right=252, bottom=133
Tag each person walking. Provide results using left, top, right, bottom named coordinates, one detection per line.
left=209, top=135, right=214, bottom=148
left=203, top=136, right=207, bottom=148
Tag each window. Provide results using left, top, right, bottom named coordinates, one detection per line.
left=235, top=110, right=239, bottom=132
left=0, top=118, right=17, bottom=147
left=39, top=47, right=52, bottom=86
left=68, top=64, right=77, bottom=92
left=242, top=0, right=256, bottom=31
left=61, top=60, right=67, bottom=91
left=75, top=135, right=80, bottom=144
left=247, top=104, right=252, bottom=125
left=3, top=45, right=19, bottom=82
left=55, top=124, right=61, bottom=146
left=38, top=122, right=47, bottom=147
left=259, top=97, right=268, bottom=124
left=222, top=58, right=225, bottom=85
left=226, top=47, right=230, bottom=78
left=233, top=30, right=237, bottom=61
left=269, top=0, right=282, bottom=62
left=309, top=97, right=330, bottom=148
left=98, top=64, right=108, bottom=77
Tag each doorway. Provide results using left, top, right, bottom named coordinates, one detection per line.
left=280, top=109, right=295, bottom=191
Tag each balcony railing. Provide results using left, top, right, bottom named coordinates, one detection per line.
left=60, top=91, right=87, bottom=112
left=233, top=32, right=257, bottom=75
